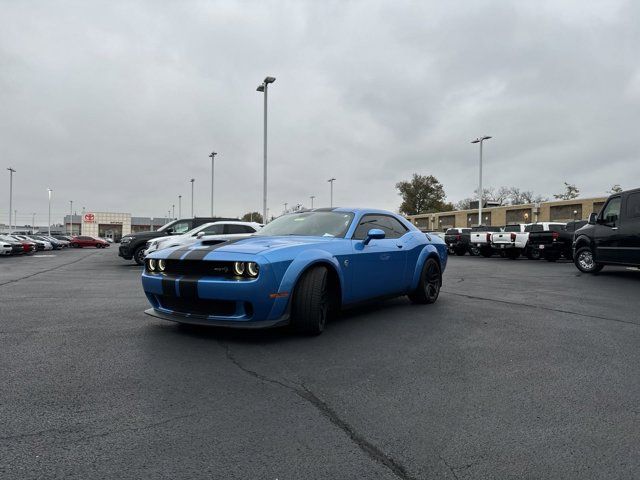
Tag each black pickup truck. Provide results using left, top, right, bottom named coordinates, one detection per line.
left=527, top=221, right=587, bottom=261
left=573, top=187, right=640, bottom=273
left=119, top=217, right=235, bottom=265
left=444, top=228, right=472, bottom=255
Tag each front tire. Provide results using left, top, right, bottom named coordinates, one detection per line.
left=291, top=266, right=330, bottom=335
left=469, top=246, right=480, bottom=256
left=133, top=246, right=146, bottom=265
left=408, top=257, right=442, bottom=304
left=574, top=246, right=604, bottom=273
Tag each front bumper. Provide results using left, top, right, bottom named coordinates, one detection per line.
left=141, top=257, right=290, bottom=327
left=118, top=244, right=133, bottom=259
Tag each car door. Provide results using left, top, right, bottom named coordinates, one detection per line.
left=349, top=214, right=408, bottom=301
left=618, top=192, right=640, bottom=265
left=593, top=196, right=622, bottom=262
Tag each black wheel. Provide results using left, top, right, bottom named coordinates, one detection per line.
left=291, top=266, right=330, bottom=335
left=408, top=257, right=442, bottom=304
left=574, top=246, right=604, bottom=273
left=454, top=247, right=466, bottom=256
left=133, top=246, right=146, bottom=265
left=469, top=246, right=480, bottom=256
left=480, top=247, right=492, bottom=258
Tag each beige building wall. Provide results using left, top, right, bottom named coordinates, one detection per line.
left=407, top=197, right=607, bottom=231
left=81, top=212, right=132, bottom=238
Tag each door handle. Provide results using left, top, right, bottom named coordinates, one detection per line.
left=396, top=244, right=403, bottom=248
left=612, top=227, right=618, bottom=231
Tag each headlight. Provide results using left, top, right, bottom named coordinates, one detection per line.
left=246, top=262, right=259, bottom=277
left=147, top=259, right=156, bottom=271
left=233, top=261, right=245, bottom=276
left=158, top=259, right=166, bottom=272
left=121, top=236, right=132, bottom=244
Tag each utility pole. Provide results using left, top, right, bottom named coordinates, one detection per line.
left=47, top=188, right=52, bottom=235
left=190, top=178, right=195, bottom=217
left=172, top=204, right=175, bottom=220
left=209, top=151, right=217, bottom=217
left=32, top=213, right=36, bottom=234
left=310, top=195, right=315, bottom=209
left=471, top=136, right=492, bottom=226
left=7, top=168, right=16, bottom=232
left=257, top=76, right=276, bottom=224
left=283, top=202, right=288, bottom=214
left=327, top=178, right=336, bottom=207
left=69, top=200, right=73, bottom=235
left=14, top=210, right=17, bottom=231
left=178, top=195, right=182, bottom=219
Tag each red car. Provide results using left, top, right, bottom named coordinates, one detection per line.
left=69, top=236, right=110, bottom=248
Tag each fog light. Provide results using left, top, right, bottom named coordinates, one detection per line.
left=247, top=262, right=259, bottom=277
left=148, top=259, right=156, bottom=271
left=233, top=261, right=245, bottom=276
left=158, top=259, right=166, bottom=272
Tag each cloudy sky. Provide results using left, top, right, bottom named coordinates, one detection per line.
left=1, top=0, right=639, bottom=225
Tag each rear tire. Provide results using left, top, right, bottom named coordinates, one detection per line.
left=408, top=257, right=442, bottom=304
left=291, top=266, right=330, bottom=335
left=574, top=246, right=604, bottom=273
left=526, top=248, right=541, bottom=260
left=506, top=249, right=521, bottom=260
left=469, top=246, right=480, bottom=256
left=454, top=247, right=466, bottom=256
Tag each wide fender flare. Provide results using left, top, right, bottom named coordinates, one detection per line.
left=278, top=249, right=345, bottom=298
left=574, top=234, right=593, bottom=250
left=410, top=244, right=441, bottom=291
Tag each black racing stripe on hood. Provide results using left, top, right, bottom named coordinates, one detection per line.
left=167, top=248, right=191, bottom=260
left=180, top=237, right=248, bottom=261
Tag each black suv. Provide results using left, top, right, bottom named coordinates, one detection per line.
left=119, top=217, right=235, bottom=265
left=573, top=187, right=640, bottom=273
left=444, top=228, right=472, bottom=256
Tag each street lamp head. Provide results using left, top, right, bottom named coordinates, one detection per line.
left=482, top=136, right=492, bottom=140
left=264, top=76, right=276, bottom=84
left=471, top=135, right=492, bottom=143
left=256, top=84, right=264, bottom=92
left=190, top=178, right=195, bottom=183
left=7, top=167, right=16, bottom=173
left=327, top=177, right=336, bottom=183
left=209, top=151, right=217, bottom=158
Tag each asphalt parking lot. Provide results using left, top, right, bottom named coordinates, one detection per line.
left=1, top=249, right=639, bottom=480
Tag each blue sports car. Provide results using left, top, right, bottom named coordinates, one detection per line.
left=141, top=208, right=447, bottom=335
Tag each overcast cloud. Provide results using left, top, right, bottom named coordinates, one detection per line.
left=1, top=0, right=639, bottom=224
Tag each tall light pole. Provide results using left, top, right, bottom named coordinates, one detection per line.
left=190, top=179, right=195, bottom=217
left=471, top=136, right=492, bottom=226
left=283, top=202, right=288, bottom=213
left=257, top=76, right=276, bottom=224
left=172, top=204, right=175, bottom=220
left=310, top=195, right=315, bottom=209
left=327, top=178, right=336, bottom=207
left=209, top=151, right=217, bottom=216
left=178, top=195, right=182, bottom=219
left=7, top=168, right=15, bottom=232
left=69, top=200, right=73, bottom=235
left=47, top=188, right=52, bottom=235
left=32, top=213, right=36, bottom=234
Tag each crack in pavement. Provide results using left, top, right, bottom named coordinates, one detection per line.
left=0, top=250, right=101, bottom=288
left=439, top=455, right=460, bottom=480
left=221, top=342, right=420, bottom=480
left=440, top=290, right=639, bottom=327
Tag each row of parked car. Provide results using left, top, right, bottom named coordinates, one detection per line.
left=0, top=233, right=110, bottom=256
left=438, top=187, right=640, bottom=274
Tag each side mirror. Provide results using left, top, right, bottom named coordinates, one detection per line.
left=196, top=231, right=205, bottom=239
left=588, top=212, right=598, bottom=225
left=363, top=228, right=385, bottom=246
left=166, top=228, right=174, bottom=234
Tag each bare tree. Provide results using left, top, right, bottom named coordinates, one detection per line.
left=608, top=184, right=623, bottom=194
left=553, top=182, right=580, bottom=200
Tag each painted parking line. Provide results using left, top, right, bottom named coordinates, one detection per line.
left=33, top=254, right=57, bottom=257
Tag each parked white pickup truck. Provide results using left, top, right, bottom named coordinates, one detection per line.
left=491, top=224, right=529, bottom=259
left=470, top=226, right=503, bottom=257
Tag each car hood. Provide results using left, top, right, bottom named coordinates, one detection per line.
left=199, top=235, right=338, bottom=255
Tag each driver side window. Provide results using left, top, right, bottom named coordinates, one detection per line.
left=172, top=221, right=191, bottom=234
left=600, top=197, right=621, bottom=225
left=352, top=215, right=408, bottom=240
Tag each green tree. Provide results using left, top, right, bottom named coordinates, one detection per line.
left=396, top=174, right=450, bottom=216
left=553, top=182, right=580, bottom=200
left=241, top=212, right=263, bottom=223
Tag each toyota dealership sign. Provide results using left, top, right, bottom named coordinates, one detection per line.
left=83, top=213, right=95, bottom=223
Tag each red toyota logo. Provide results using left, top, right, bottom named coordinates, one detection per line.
left=84, top=213, right=95, bottom=222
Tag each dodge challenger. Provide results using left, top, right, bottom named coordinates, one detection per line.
left=141, top=208, right=447, bottom=335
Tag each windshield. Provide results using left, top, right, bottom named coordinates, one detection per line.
left=257, top=211, right=354, bottom=237
left=504, top=225, right=521, bottom=232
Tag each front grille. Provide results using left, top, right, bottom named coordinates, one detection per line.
left=163, top=260, right=232, bottom=276
left=157, top=295, right=236, bottom=317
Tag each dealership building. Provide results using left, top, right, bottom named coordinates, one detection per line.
left=63, top=213, right=175, bottom=241
left=406, top=196, right=608, bottom=231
